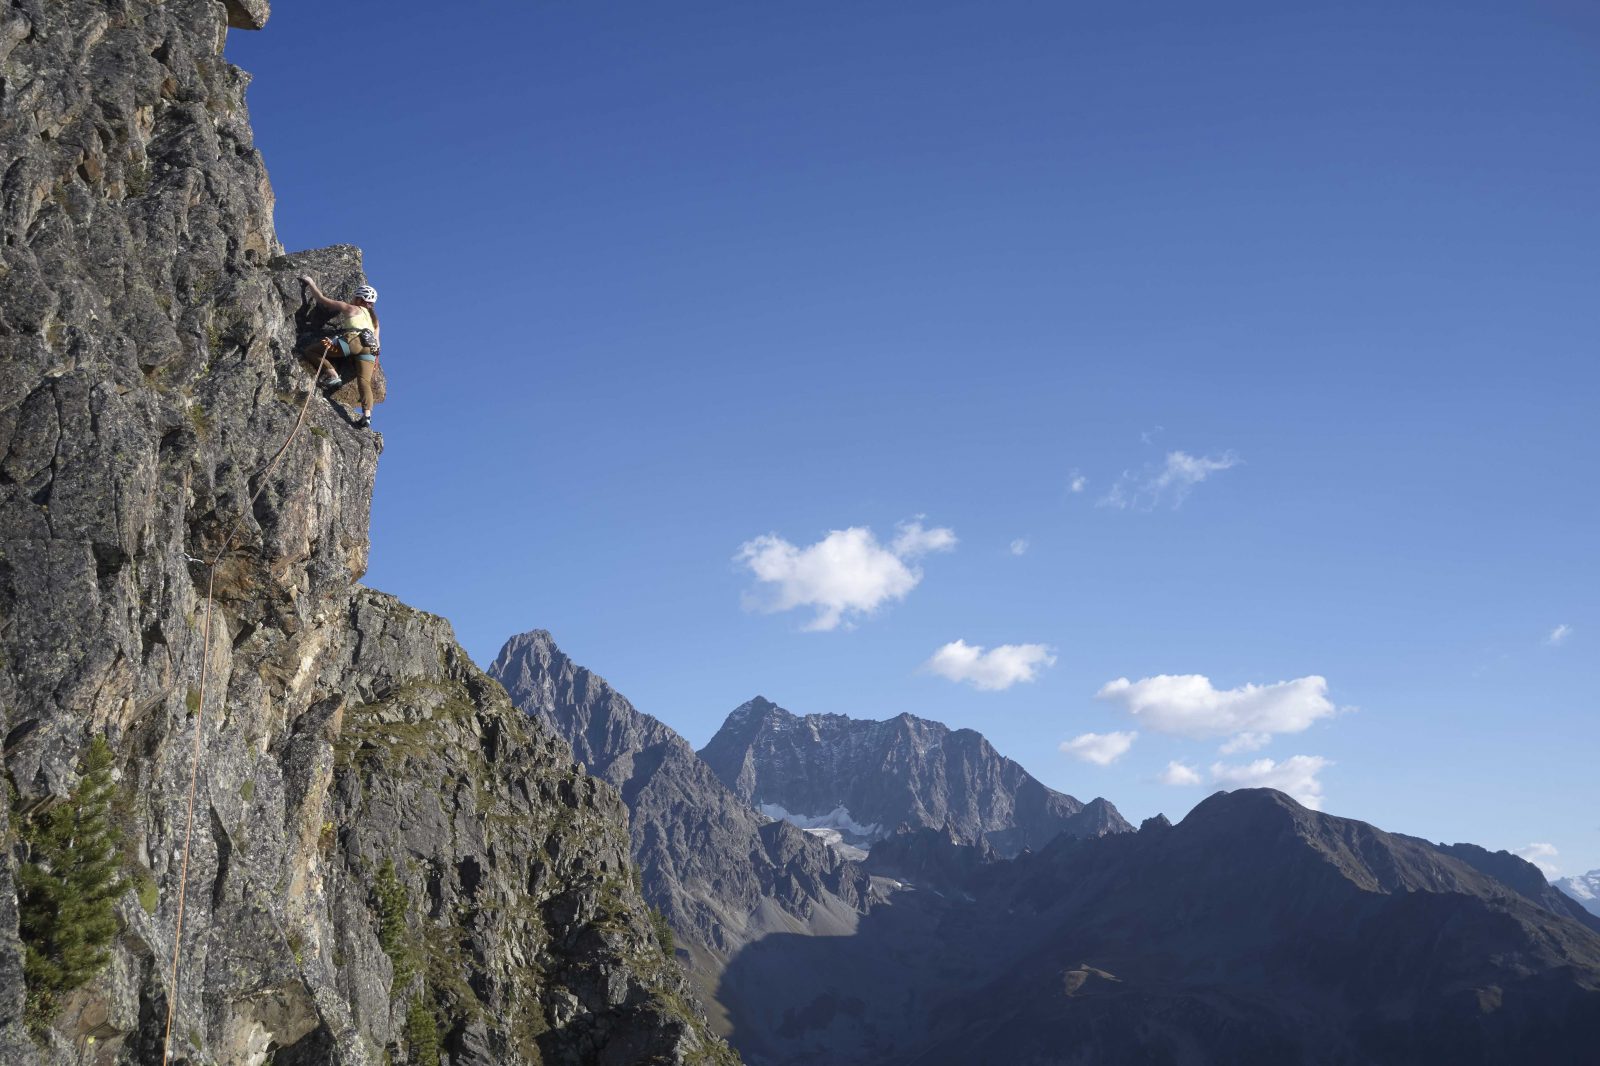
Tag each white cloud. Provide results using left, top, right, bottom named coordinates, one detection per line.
left=1219, top=731, right=1272, bottom=754
left=890, top=518, right=958, bottom=558
left=925, top=639, right=1056, bottom=691
left=1515, top=842, right=1560, bottom=878
left=1097, top=674, right=1335, bottom=740
left=1060, top=731, right=1137, bottom=766
left=1068, top=471, right=1087, bottom=494
left=1210, top=755, right=1330, bottom=810
left=1159, top=760, right=1203, bottom=786
left=1547, top=624, right=1572, bottom=646
left=737, top=519, right=956, bottom=631
left=1009, top=538, right=1030, bottom=556
left=1100, top=449, right=1240, bottom=510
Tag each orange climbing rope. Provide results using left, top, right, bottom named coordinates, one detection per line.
left=160, top=341, right=330, bottom=1066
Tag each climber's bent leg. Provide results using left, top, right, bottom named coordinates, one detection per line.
left=356, top=355, right=376, bottom=417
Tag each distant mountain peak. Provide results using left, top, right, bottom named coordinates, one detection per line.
left=1140, top=813, right=1174, bottom=833
left=728, top=694, right=783, bottom=721
left=700, top=699, right=1132, bottom=857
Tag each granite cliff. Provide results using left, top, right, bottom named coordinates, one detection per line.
left=0, top=3, right=732, bottom=1063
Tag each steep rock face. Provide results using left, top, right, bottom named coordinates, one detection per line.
left=489, top=632, right=871, bottom=1034
left=721, top=788, right=1600, bottom=1065
left=0, top=3, right=730, bottom=1064
left=699, top=697, right=1131, bottom=857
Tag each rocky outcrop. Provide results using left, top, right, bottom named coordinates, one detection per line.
left=699, top=697, right=1131, bottom=856
left=722, top=788, right=1600, bottom=1065
left=0, top=2, right=731, bottom=1063
left=489, top=632, right=871, bottom=1036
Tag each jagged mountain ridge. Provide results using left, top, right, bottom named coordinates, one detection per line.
left=0, top=3, right=731, bottom=1063
left=721, top=788, right=1600, bottom=1065
left=488, top=631, right=872, bottom=1036
left=699, top=696, right=1131, bottom=856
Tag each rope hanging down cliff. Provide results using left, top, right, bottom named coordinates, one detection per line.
left=161, top=334, right=332, bottom=1066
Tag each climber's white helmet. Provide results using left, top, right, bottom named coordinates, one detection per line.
left=354, top=284, right=378, bottom=304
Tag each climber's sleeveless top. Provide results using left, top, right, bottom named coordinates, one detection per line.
left=333, top=306, right=374, bottom=334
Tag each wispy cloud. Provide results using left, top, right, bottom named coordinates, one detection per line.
left=1547, top=624, right=1572, bottom=647
left=1515, top=842, right=1560, bottom=878
left=1097, top=674, right=1336, bottom=749
left=925, top=639, right=1055, bottom=691
left=1060, top=731, right=1137, bottom=766
left=737, top=519, right=956, bottom=631
left=1068, top=470, right=1087, bottom=494
left=1009, top=538, right=1030, bottom=556
left=1159, top=760, right=1203, bottom=786
left=1210, top=755, right=1331, bottom=810
left=891, top=518, right=958, bottom=558
left=1099, top=450, right=1240, bottom=510
left=1219, top=731, right=1272, bottom=755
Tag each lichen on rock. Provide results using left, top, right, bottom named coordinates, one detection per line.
left=0, top=2, right=734, bottom=1063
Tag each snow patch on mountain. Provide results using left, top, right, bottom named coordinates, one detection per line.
left=800, top=827, right=871, bottom=862
left=1556, top=870, right=1600, bottom=916
left=759, top=802, right=884, bottom=850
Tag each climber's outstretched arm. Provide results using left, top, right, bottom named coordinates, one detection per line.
left=298, top=274, right=360, bottom=317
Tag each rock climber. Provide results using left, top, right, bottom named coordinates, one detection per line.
left=296, top=275, right=381, bottom=429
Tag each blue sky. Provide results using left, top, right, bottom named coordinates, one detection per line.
left=230, top=1, right=1598, bottom=874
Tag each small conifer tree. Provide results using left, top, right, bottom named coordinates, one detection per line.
left=17, top=736, right=126, bottom=1030
left=648, top=905, right=676, bottom=959
left=406, top=996, right=441, bottom=1066
left=374, top=856, right=415, bottom=985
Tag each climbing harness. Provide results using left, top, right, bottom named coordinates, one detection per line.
left=161, top=344, right=332, bottom=1066
left=302, top=326, right=376, bottom=361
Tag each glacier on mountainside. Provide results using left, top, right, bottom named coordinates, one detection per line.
left=759, top=802, right=882, bottom=855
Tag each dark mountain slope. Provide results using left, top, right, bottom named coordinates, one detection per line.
left=1437, top=841, right=1600, bottom=932
left=722, top=788, right=1600, bottom=1066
